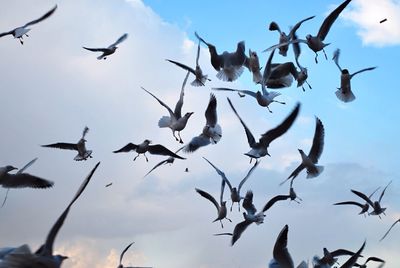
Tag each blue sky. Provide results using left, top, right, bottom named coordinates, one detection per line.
left=0, top=0, right=399, bottom=267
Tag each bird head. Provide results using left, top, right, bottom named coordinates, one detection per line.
left=5, top=165, right=18, bottom=172
left=298, top=149, right=305, bottom=156
left=306, top=34, right=312, bottom=41
left=144, top=139, right=152, bottom=144
left=342, top=69, right=349, bottom=74
left=54, top=255, right=69, bottom=264
left=185, top=112, right=194, bottom=118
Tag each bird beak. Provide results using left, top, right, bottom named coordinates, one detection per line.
left=266, top=152, right=271, bottom=157
left=12, top=167, right=18, bottom=171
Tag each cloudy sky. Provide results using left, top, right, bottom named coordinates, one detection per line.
left=0, top=0, right=399, bottom=267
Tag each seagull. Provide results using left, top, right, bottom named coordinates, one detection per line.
left=0, top=5, right=57, bottom=45
left=141, top=73, right=194, bottom=143
left=203, top=157, right=260, bottom=211
left=244, top=49, right=263, bottom=84
left=332, top=48, right=377, bottom=103
left=334, top=187, right=381, bottom=216
left=83, top=33, right=128, bottom=60
left=183, top=93, right=222, bottom=153
left=195, top=179, right=231, bottom=228
left=265, top=0, right=353, bottom=63
left=117, top=242, right=153, bottom=268
left=143, top=147, right=183, bottom=177
left=351, top=180, right=392, bottom=218
left=227, top=98, right=300, bottom=162
left=354, top=256, right=385, bottom=268
left=268, top=15, right=315, bottom=57
left=195, top=32, right=246, bottom=82
left=380, top=218, right=400, bottom=241
left=213, top=49, right=286, bottom=113
left=113, top=139, right=185, bottom=162
left=41, top=126, right=93, bottom=161
left=166, top=40, right=211, bottom=86
left=0, top=162, right=100, bottom=268
left=312, top=247, right=359, bottom=267
left=280, top=117, right=324, bottom=185
left=339, top=241, right=366, bottom=268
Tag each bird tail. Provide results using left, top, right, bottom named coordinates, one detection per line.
left=97, top=55, right=104, bottom=60
left=306, top=165, right=324, bottom=179
left=335, top=89, right=355, bottom=103
left=216, top=66, right=244, bottom=82
left=191, top=78, right=205, bottom=87
left=158, top=116, right=171, bottom=128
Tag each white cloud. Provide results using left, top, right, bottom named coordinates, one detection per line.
left=342, top=0, right=400, bottom=46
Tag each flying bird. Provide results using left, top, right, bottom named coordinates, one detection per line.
left=380, top=218, right=400, bottom=241
left=195, top=32, right=246, bottom=82
left=0, top=162, right=100, bottom=268
left=41, top=126, right=93, bottom=161
left=143, top=147, right=183, bottom=177
left=0, top=5, right=57, bottom=45
left=292, top=32, right=312, bottom=91
left=227, top=98, right=300, bottom=162
left=280, top=117, right=324, bottom=185
left=334, top=187, right=381, bottom=216
left=195, top=179, right=231, bottom=228
left=203, top=157, right=260, bottom=211
left=117, top=242, right=153, bottom=268
left=83, top=33, right=128, bottom=60
left=268, top=15, right=315, bottom=57
left=244, top=49, right=263, bottom=84
left=265, top=0, right=353, bottom=63
left=339, top=241, right=366, bottom=268
left=113, top=139, right=185, bottom=162
left=312, top=247, right=359, bottom=268
left=213, top=49, right=286, bottom=113
left=166, top=40, right=210, bottom=86
left=354, top=256, right=385, bottom=268
left=351, top=181, right=392, bottom=218
left=183, top=93, right=222, bottom=153
left=332, top=48, right=377, bottom=102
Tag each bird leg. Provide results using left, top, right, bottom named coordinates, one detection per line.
left=322, top=49, right=328, bottom=60
left=144, top=153, right=149, bottom=162
left=230, top=202, right=233, bottom=212
left=267, top=106, right=273, bottom=113
left=178, top=131, right=183, bottom=144
left=19, top=38, right=24, bottom=45
left=172, top=130, right=179, bottom=142
left=238, top=202, right=241, bottom=212
left=133, top=154, right=140, bottom=161
left=220, top=220, right=224, bottom=228
left=314, top=53, right=319, bottom=64
left=1, top=189, right=10, bottom=208
left=305, top=80, right=312, bottom=89
left=225, top=217, right=232, bottom=222
left=273, top=100, right=286, bottom=105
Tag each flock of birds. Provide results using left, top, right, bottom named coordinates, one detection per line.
left=0, top=0, right=398, bottom=267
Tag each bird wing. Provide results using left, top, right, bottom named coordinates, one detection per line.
left=242, top=190, right=257, bottom=215
left=166, top=59, right=196, bottom=75
left=219, top=175, right=226, bottom=205
left=380, top=219, right=400, bottom=241
left=288, top=16, right=315, bottom=39
left=37, top=162, right=100, bottom=257
left=195, top=188, right=220, bottom=211
left=148, top=144, right=185, bottom=159
left=231, top=219, right=252, bottom=246
left=82, top=126, right=89, bottom=139
left=262, top=38, right=306, bottom=53
left=110, top=33, right=128, bottom=47
left=194, top=31, right=210, bottom=47
left=332, top=48, right=343, bottom=72
left=174, top=71, right=190, bottom=118
left=17, top=158, right=38, bottom=174
left=292, top=32, right=303, bottom=68
left=350, top=67, right=377, bottom=79
left=195, top=39, right=201, bottom=66
left=143, top=159, right=169, bottom=178
left=378, top=180, right=392, bottom=203
left=113, top=143, right=138, bottom=153
left=317, top=0, right=352, bottom=41
left=280, top=164, right=305, bottom=186
left=0, top=30, right=14, bottom=38
left=23, top=5, right=57, bottom=27
left=330, top=249, right=358, bottom=258
left=273, top=224, right=294, bottom=268
left=227, top=97, right=256, bottom=148
left=262, top=194, right=290, bottom=213
left=339, top=240, right=365, bottom=268
left=119, top=242, right=134, bottom=265
left=41, top=142, right=78, bottom=151
left=268, top=21, right=282, bottom=33
left=333, top=201, right=365, bottom=209
left=141, top=87, right=175, bottom=119
left=205, top=93, right=218, bottom=127
left=365, top=257, right=385, bottom=264
left=82, top=47, right=108, bottom=52
left=351, top=189, right=374, bottom=207
left=262, top=48, right=276, bottom=89
left=260, top=102, right=301, bottom=147
left=182, top=134, right=211, bottom=153
left=212, top=87, right=257, bottom=98
left=238, top=160, right=260, bottom=193
left=308, top=117, right=325, bottom=163
left=203, top=157, right=233, bottom=192
left=1, top=173, right=53, bottom=189
left=368, top=186, right=381, bottom=198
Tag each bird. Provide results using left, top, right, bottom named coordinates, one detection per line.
left=380, top=218, right=400, bottom=241
left=83, top=33, right=128, bottom=60
left=0, top=5, right=57, bottom=45
left=183, top=93, right=222, bottom=153
left=244, top=49, right=263, bottom=84
left=354, top=256, right=385, bottom=268
left=268, top=15, right=315, bottom=57
left=141, top=73, right=194, bottom=144
left=265, top=0, right=353, bottom=63
left=195, top=32, right=246, bottom=82
left=203, top=157, right=260, bottom=211
left=333, top=187, right=381, bottom=216
left=166, top=40, right=211, bottom=86
left=195, top=179, right=231, bottom=228
left=105, top=182, right=113, bottom=188
left=351, top=180, right=392, bottom=218
left=280, top=117, right=324, bottom=185
left=0, top=162, right=100, bottom=268
left=227, top=97, right=300, bottom=162
left=339, top=241, right=366, bottom=268
left=213, top=49, right=286, bottom=113
left=113, top=139, right=185, bottom=162
left=332, top=48, right=377, bottom=103
left=117, top=242, right=153, bottom=268
left=312, top=247, right=359, bottom=267
left=41, top=126, right=93, bottom=161
left=143, top=147, right=183, bottom=177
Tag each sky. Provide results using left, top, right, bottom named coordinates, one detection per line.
left=0, top=0, right=399, bottom=267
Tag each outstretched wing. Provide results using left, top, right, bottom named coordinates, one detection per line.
left=280, top=163, right=305, bottom=186
left=351, top=189, right=374, bottom=207
left=42, top=142, right=78, bottom=151
left=308, top=117, right=325, bottom=163
left=113, top=143, right=138, bottom=153
left=83, top=47, right=108, bottom=52
left=148, top=144, right=185, bottom=159
left=195, top=188, right=220, bottom=211
left=288, top=16, right=315, bottom=39
left=238, top=160, right=260, bottom=192
left=141, top=87, right=175, bottom=119
left=2, top=173, right=53, bottom=189
left=262, top=194, right=290, bottom=212
left=174, top=71, right=190, bottom=118
left=350, top=67, right=377, bottom=79
left=166, top=59, right=196, bottom=75
left=0, top=30, right=14, bottom=38
left=82, top=126, right=89, bottom=139
left=231, top=220, right=252, bottom=246
left=333, top=201, right=365, bottom=209
left=23, top=5, right=57, bottom=28
left=273, top=225, right=294, bottom=268
left=143, top=159, right=169, bottom=178
left=203, top=157, right=233, bottom=192
left=378, top=180, right=392, bottom=203
left=380, top=218, right=400, bottom=241
left=110, top=33, right=128, bottom=47
left=212, top=87, right=257, bottom=98
left=205, top=94, right=218, bottom=127
left=119, top=242, right=134, bottom=265
left=17, top=158, right=38, bottom=174
left=183, top=134, right=211, bottom=153
left=339, top=240, right=366, bottom=268
left=317, top=0, right=352, bottom=41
